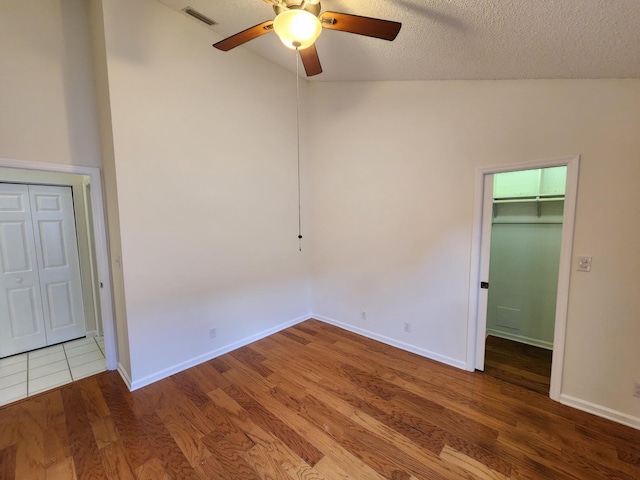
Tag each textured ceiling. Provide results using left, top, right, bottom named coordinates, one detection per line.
left=156, top=0, right=640, bottom=82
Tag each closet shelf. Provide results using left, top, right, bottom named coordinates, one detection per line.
left=493, top=194, right=565, bottom=204
left=492, top=194, right=565, bottom=218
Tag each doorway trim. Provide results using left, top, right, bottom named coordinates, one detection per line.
left=466, top=155, right=580, bottom=401
left=0, top=157, right=117, bottom=370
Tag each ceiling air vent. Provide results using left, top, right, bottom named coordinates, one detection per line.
left=181, top=7, right=216, bottom=26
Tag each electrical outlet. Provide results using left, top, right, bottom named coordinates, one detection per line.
left=209, top=328, right=216, bottom=339
left=403, top=322, right=411, bottom=333
left=361, top=311, right=367, bottom=321
left=633, top=382, right=640, bottom=398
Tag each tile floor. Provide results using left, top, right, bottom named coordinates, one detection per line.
left=0, top=336, right=106, bottom=408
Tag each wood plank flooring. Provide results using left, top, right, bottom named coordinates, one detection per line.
left=1, top=319, right=640, bottom=479
left=483, top=335, right=552, bottom=395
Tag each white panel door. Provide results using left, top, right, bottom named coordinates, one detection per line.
left=29, top=185, right=86, bottom=345
left=474, top=174, right=494, bottom=371
left=0, top=184, right=47, bottom=357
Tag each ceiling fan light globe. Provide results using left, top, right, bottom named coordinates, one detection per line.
left=273, top=9, right=322, bottom=50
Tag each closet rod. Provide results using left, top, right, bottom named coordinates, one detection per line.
left=493, top=194, right=564, bottom=204
left=492, top=221, right=564, bottom=225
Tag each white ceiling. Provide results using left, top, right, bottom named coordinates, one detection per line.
left=157, top=0, right=640, bottom=82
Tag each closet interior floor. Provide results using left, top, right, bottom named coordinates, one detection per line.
left=483, top=335, right=552, bottom=395
left=0, top=336, right=106, bottom=407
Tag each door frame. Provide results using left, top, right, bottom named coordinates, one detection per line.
left=466, top=155, right=580, bottom=401
left=0, top=157, right=117, bottom=370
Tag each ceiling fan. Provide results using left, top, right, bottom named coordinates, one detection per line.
left=212, top=0, right=402, bottom=76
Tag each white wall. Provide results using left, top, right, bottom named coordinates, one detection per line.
left=0, top=0, right=101, bottom=168
left=487, top=220, right=562, bottom=347
left=308, top=79, right=640, bottom=422
left=99, top=0, right=312, bottom=387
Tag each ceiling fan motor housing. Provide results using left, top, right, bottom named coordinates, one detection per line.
left=274, top=1, right=321, bottom=17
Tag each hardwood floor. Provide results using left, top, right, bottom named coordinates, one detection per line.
left=1, top=319, right=640, bottom=479
left=483, top=335, right=552, bottom=395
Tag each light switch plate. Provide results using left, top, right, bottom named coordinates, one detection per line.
left=577, top=256, right=592, bottom=272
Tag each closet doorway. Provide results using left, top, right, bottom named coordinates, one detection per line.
left=482, top=167, right=566, bottom=393
left=467, top=155, right=580, bottom=401
left=0, top=159, right=116, bottom=372
left=0, top=183, right=86, bottom=357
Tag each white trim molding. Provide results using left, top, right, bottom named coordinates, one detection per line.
left=117, top=363, right=134, bottom=391
left=314, top=314, right=467, bottom=371
left=486, top=331, right=553, bottom=350
left=560, top=394, right=640, bottom=431
left=129, top=314, right=311, bottom=391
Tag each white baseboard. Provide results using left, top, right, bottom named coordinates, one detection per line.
left=85, top=330, right=98, bottom=338
left=115, top=313, right=640, bottom=433
left=313, top=314, right=467, bottom=371
left=128, top=314, right=310, bottom=391
left=117, top=363, right=133, bottom=391
left=486, top=329, right=553, bottom=350
left=560, top=394, right=640, bottom=431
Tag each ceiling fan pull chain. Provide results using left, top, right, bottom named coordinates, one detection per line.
left=296, top=48, right=303, bottom=252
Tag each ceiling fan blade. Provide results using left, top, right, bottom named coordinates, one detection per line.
left=213, top=21, right=274, bottom=51
left=299, top=44, right=323, bottom=76
left=319, top=12, right=401, bottom=41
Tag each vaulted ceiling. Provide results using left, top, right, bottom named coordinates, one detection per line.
left=157, top=0, right=640, bottom=81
